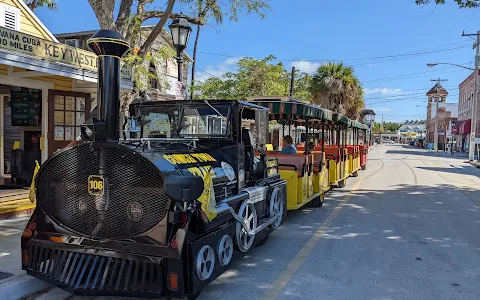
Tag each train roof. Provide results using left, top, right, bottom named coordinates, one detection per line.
left=246, top=98, right=334, bottom=121
left=131, top=98, right=369, bottom=129
left=350, top=120, right=369, bottom=130
left=131, top=99, right=269, bottom=111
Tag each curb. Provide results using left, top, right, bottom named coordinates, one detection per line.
left=0, top=207, right=34, bottom=220
left=0, top=273, right=51, bottom=300
left=34, top=287, right=71, bottom=300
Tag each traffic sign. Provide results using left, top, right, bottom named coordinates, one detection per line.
left=452, top=126, right=457, bottom=134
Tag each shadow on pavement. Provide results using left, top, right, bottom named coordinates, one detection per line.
left=199, top=182, right=480, bottom=300
left=385, top=147, right=469, bottom=161
left=416, top=166, right=480, bottom=177
left=271, top=182, right=480, bottom=300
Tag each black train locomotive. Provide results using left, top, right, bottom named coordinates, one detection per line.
left=20, top=30, right=286, bottom=299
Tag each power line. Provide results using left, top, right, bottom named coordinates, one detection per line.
left=195, top=67, right=222, bottom=79
left=366, top=93, right=460, bottom=105
left=364, top=87, right=458, bottom=99
left=188, top=41, right=471, bottom=64
left=362, top=66, right=455, bottom=83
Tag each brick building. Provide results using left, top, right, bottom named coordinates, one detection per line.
left=455, top=72, right=480, bottom=152
left=426, top=83, right=448, bottom=148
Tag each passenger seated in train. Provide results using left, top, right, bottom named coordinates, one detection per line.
left=306, top=142, right=315, bottom=153
left=280, top=135, right=298, bottom=154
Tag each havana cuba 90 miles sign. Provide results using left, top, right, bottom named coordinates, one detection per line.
left=0, top=27, right=132, bottom=79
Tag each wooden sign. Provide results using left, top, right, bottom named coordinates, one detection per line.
left=0, top=27, right=132, bottom=79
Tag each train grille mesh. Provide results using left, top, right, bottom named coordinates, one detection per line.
left=27, top=244, right=163, bottom=293
left=36, top=142, right=170, bottom=239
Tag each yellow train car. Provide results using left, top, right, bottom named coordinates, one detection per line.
left=249, top=98, right=333, bottom=209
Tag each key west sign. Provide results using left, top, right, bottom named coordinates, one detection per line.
left=0, top=27, right=132, bottom=79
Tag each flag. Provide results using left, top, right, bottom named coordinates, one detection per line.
left=197, top=168, right=217, bottom=221
left=28, top=160, right=40, bottom=203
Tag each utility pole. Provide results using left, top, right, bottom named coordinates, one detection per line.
left=380, top=114, right=383, bottom=143
left=289, top=67, right=296, bottom=97
left=462, top=30, right=480, bottom=161
left=430, top=78, right=448, bottom=151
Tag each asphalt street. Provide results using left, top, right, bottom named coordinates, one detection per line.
left=22, top=145, right=480, bottom=300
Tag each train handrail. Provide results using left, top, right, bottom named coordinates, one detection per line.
left=278, top=163, right=298, bottom=171
left=325, top=154, right=337, bottom=161
left=278, top=163, right=307, bottom=177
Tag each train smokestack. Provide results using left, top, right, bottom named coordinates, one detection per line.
left=87, top=30, right=130, bottom=141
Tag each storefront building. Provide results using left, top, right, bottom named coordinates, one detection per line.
left=398, top=120, right=426, bottom=144
left=0, top=0, right=133, bottom=184
left=427, top=103, right=457, bottom=151
left=456, top=71, right=479, bottom=152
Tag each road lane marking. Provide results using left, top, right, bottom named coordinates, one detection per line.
left=261, top=179, right=364, bottom=300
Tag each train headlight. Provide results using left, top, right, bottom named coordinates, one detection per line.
left=81, top=127, right=93, bottom=139
left=80, top=118, right=107, bottom=141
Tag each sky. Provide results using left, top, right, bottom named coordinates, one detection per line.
left=34, top=0, right=480, bottom=122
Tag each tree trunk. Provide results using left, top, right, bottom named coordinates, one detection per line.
left=190, top=24, right=201, bottom=99
left=139, top=0, right=176, bottom=55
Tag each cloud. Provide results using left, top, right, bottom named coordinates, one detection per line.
left=195, top=57, right=243, bottom=82
left=291, top=60, right=322, bottom=74
left=364, top=88, right=403, bottom=95
left=224, top=57, right=242, bottom=65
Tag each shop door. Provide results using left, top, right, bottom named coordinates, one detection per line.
left=48, top=90, right=90, bottom=156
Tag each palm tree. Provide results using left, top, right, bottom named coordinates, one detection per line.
left=372, top=122, right=383, bottom=134
left=23, top=0, right=58, bottom=12
left=310, top=62, right=364, bottom=120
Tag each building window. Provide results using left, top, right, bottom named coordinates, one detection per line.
left=149, top=62, right=158, bottom=90
left=0, top=4, right=20, bottom=31
left=65, top=39, right=79, bottom=48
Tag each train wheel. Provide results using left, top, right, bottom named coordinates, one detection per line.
left=361, top=165, right=366, bottom=170
left=182, top=292, right=201, bottom=300
left=235, top=201, right=257, bottom=253
left=255, top=235, right=269, bottom=246
left=312, top=193, right=324, bottom=207
left=195, top=245, right=215, bottom=281
left=269, top=187, right=284, bottom=229
left=352, top=170, right=359, bottom=177
left=217, top=234, right=233, bottom=266
left=338, top=179, right=346, bottom=188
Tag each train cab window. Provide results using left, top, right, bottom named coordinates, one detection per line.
left=143, top=112, right=172, bottom=138
left=179, top=106, right=229, bottom=137
left=242, top=128, right=254, bottom=175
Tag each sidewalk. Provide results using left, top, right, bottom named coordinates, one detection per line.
left=0, top=216, right=51, bottom=300
left=0, top=189, right=36, bottom=220
left=0, top=216, right=29, bottom=278
left=427, top=149, right=469, bottom=159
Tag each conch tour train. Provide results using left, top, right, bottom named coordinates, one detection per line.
left=20, top=30, right=372, bottom=299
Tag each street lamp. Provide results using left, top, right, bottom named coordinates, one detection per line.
left=169, top=16, right=192, bottom=83
left=428, top=62, right=477, bottom=159
left=427, top=62, right=474, bottom=71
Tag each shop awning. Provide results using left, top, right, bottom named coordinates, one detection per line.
left=458, top=119, right=471, bottom=134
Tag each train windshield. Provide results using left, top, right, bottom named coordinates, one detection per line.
left=179, top=106, right=229, bottom=137
left=137, top=103, right=230, bottom=139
